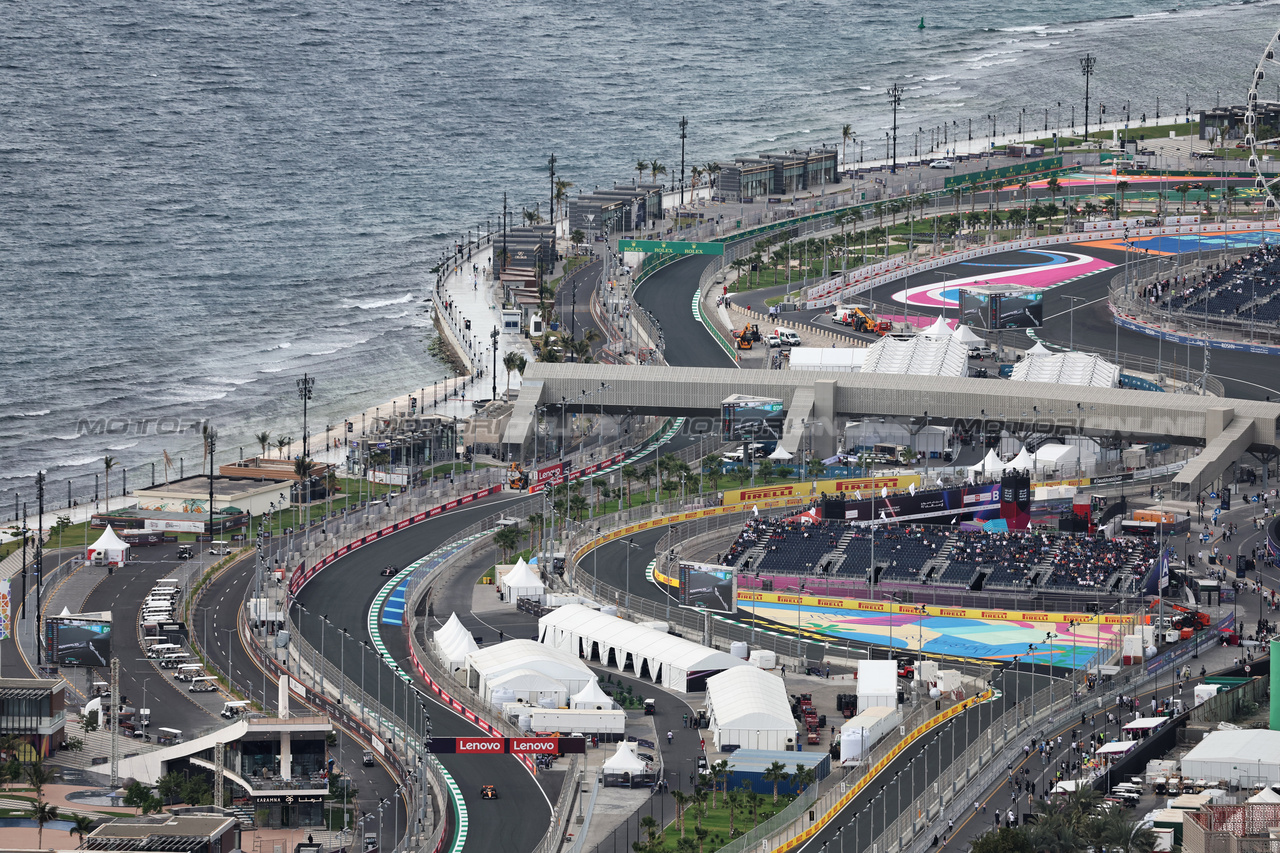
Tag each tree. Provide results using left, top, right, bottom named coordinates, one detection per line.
left=103, top=455, right=117, bottom=511
left=806, top=457, right=825, bottom=479
left=494, top=524, right=521, bottom=561
left=570, top=229, right=585, bottom=251
left=703, top=162, right=720, bottom=190
left=24, top=758, right=55, bottom=800
left=1006, top=208, right=1027, bottom=230
left=762, top=760, right=790, bottom=803
left=1174, top=182, right=1193, bottom=214
left=553, top=178, right=573, bottom=225
left=1224, top=185, right=1238, bottom=218
left=671, top=789, right=690, bottom=838
left=255, top=431, right=271, bottom=459
left=82, top=710, right=98, bottom=733
left=842, top=124, right=855, bottom=169
left=635, top=160, right=649, bottom=183
left=702, top=454, right=722, bottom=492
left=592, top=477, right=610, bottom=513
left=725, top=787, right=744, bottom=837
left=1042, top=202, right=1059, bottom=234
left=503, top=351, right=525, bottom=400
left=792, top=763, right=816, bottom=793
left=650, top=160, right=667, bottom=185
left=1116, top=180, right=1130, bottom=215
left=69, top=814, right=96, bottom=846
left=709, top=759, right=729, bottom=808
left=275, top=435, right=290, bottom=458
left=63, top=736, right=84, bottom=752
left=621, top=464, right=640, bottom=508
left=690, top=164, right=703, bottom=191
left=157, top=771, right=184, bottom=804
left=969, top=826, right=1034, bottom=853
left=30, top=800, right=58, bottom=848
left=639, top=464, right=657, bottom=502
left=1046, top=175, right=1062, bottom=215
left=569, top=492, right=588, bottom=521
left=124, top=780, right=152, bottom=814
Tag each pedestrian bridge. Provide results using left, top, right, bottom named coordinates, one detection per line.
left=502, top=364, right=1280, bottom=499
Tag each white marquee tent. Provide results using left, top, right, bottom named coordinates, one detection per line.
left=1181, top=730, right=1280, bottom=786
left=951, top=324, right=984, bottom=346
left=1005, top=448, right=1035, bottom=472
left=602, top=742, right=648, bottom=776
left=486, top=668, right=569, bottom=706
left=857, top=660, right=898, bottom=709
left=705, top=666, right=797, bottom=752
left=465, top=639, right=594, bottom=703
left=1008, top=352, right=1119, bottom=388
left=570, top=680, right=616, bottom=711
left=87, top=526, right=129, bottom=567
left=861, top=334, right=969, bottom=377
left=501, top=558, right=545, bottom=601
left=539, top=603, right=748, bottom=693
left=921, top=316, right=952, bottom=338
left=788, top=347, right=867, bottom=373
left=433, top=613, right=479, bottom=674
left=969, top=449, right=1005, bottom=476
left=1025, top=341, right=1054, bottom=357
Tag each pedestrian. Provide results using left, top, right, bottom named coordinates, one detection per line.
left=683, top=713, right=689, bottom=728
left=667, top=730, right=673, bottom=744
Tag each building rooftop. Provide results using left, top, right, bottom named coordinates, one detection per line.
left=87, top=813, right=237, bottom=845
left=141, top=475, right=290, bottom=497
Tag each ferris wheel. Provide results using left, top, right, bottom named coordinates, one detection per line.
left=1247, top=29, right=1280, bottom=216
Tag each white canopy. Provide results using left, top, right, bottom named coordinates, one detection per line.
left=1026, top=341, right=1054, bottom=357
left=1248, top=785, right=1280, bottom=804
left=768, top=446, right=794, bottom=461
left=501, top=558, right=545, bottom=600
left=951, top=324, right=984, bottom=345
left=569, top=680, right=615, bottom=711
left=465, top=639, right=595, bottom=701
left=861, top=334, right=969, bottom=377
left=705, top=666, right=797, bottom=752
left=433, top=613, right=479, bottom=673
left=602, top=741, right=648, bottom=775
left=1096, top=740, right=1139, bottom=755
left=87, top=525, right=129, bottom=566
left=788, top=347, right=866, bottom=372
left=486, top=668, right=569, bottom=706
left=1009, top=352, right=1119, bottom=388
left=969, top=449, right=1005, bottom=476
left=921, top=316, right=952, bottom=338
left=539, top=604, right=748, bottom=693
left=1182, top=730, right=1280, bottom=785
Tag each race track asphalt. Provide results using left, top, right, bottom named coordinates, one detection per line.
left=634, top=254, right=737, bottom=368
left=200, top=492, right=549, bottom=853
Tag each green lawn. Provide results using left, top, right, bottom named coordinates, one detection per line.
left=653, top=793, right=795, bottom=851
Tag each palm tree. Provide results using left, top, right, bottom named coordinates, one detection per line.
left=494, top=524, right=520, bottom=561
left=1174, top=182, right=1193, bottom=214
left=709, top=759, right=729, bottom=808
left=702, top=162, right=720, bottom=190
left=30, top=800, right=58, bottom=848
left=275, top=436, right=290, bottom=459
left=255, top=431, right=271, bottom=460
left=1018, top=178, right=1030, bottom=210
left=1116, top=180, right=1130, bottom=215
left=726, top=787, right=744, bottom=838
left=293, top=457, right=314, bottom=521
left=842, top=124, right=855, bottom=169
left=649, top=160, right=668, bottom=185
left=1046, top=175, right=1063, bottom=225
left=762, top=760, right=790, bottom=803
left=553, top=178, right=573, bottom=225
left=639, top=464, right=657, bottom=503
left=503, top=351, right=524, bottom=400
left=671, top=789, right=690, bottom=838
left=526, top=512, right=543, bottom=551
left=690, top=164, right=703, bottom=191
left=69, top=814, right=95, bottom=846
left=1224, top=185, right=1238, bottom=218
left=792, top=763, right=816, bottom=794
left=569, top=228, right=585, bottom=251
left=621, top=464, right=640, bottom=508
left=103, top=456, right=117, bottom=511
left=635, top=160, right=649, bottom=183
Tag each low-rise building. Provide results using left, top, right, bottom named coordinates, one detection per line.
left=0, top=676, right=66, bottom=759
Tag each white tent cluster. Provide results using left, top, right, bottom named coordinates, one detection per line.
left=465, top=638, right=595, bottom=706
left=1009, top=352, right=1119, bottom=388
left=500, top=557, right=545, bottom=601
left=433, top=613, right=480, bottom=674
left=861, top=334, right=970, bottom=377
left=538, top=604, right=748, bottom=693
left=787, top=348, right=867, bottom=372
left=968, top=444, right=1088, bottom=477
left=705, top=666, right=796, bottom=751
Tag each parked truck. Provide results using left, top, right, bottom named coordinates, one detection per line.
left=529, top=708, right=626, bottom=735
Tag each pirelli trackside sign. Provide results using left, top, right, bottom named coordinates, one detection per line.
left=427, top=737, right=587, bottom=755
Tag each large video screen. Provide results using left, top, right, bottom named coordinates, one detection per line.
left=960, top=290, right=1043, bottom=330
left=721, top=397, right=784, bottom=442
left=47, top=617, right=112, bottom=667
left=678, top=563, right=736, bottom=613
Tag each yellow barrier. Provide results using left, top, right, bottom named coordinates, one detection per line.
left=737, top=589, right=1133, bottom=627
left=722, top=475, right=921, bottom=506
left=773, top=689, right=994, bottom=853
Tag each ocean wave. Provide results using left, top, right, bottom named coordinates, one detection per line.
left=349, top=293, right=414, bottom=310
left=20, top=409, right=50, bottom=417
left=259, top=367, right=287, bottom=373
left=108, top=441, right=139, bottom=451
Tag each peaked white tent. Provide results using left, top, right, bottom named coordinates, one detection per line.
left=951, top=324, right=984, bottom=345
left=433, top=613, right=479, bottom=673
left=570, top=680, right=616, bottom=710
left=501, top=558, right=545, bottom=601
left=861, top=334, right=969, bottom=377
left=1005, top=448, right=1035, bottom=471
left=1009, top=352, right=1119, bottom=388
left=1026, top=341, right=1054, bottom=357
left=602, top=742, right=648, bottom=775
left=969, top=449, right=1005, bottom=476
left=87, top=526, right=129, bottom=566
left=768, top=446, right=794, bottom=461
left=921, top=316, right=952, bottom=338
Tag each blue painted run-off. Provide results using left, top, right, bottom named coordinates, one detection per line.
left=381, top=580, right=409, bottom=625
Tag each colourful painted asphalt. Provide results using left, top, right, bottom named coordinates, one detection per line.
left=888, top=249, right=1115, bottom=311
left=738, top=599, right=1118, bottom=669
left=1081, top=228, right=1280, bottom=256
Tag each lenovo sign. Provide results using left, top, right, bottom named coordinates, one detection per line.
left=428, top=737, right=586, bottom=755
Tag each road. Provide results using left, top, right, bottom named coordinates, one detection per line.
left=634, top=254, right=736, bottom=368
left=199, top=492, right=551, bottom=853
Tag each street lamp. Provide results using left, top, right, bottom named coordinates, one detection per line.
left=624, top=538, right=642, bottom=614
left=297, top=373, right=315, bottom=460
left=1064, top=295, right=1086, bottom=352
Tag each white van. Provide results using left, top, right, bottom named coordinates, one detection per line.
left=774, top=328, right=801, bottom=347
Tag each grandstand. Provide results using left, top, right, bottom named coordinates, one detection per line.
left=1151, top=245, right=1280, bottom=325
left=717, top=516, right=1160, bottom=599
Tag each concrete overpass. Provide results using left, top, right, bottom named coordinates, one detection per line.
left=502, top=364, right=1280, bottom=498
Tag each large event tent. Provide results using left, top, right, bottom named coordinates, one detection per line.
left=538, top=604, right=748, bottom=693
left=1181, top=730, right=1280, bottom=785
left=464, top=639, right=594, bottom=703
left=87, top=525, right=129, bottom=567
left=570, top=680, right=615, bottom=710
left=433, top=613, right=479, bottom=674
left=861, top=335, right=969, bottom=377
left=705, top=666, right=797, bottom=751
left=1008, top=352, right=1119, bottom=388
